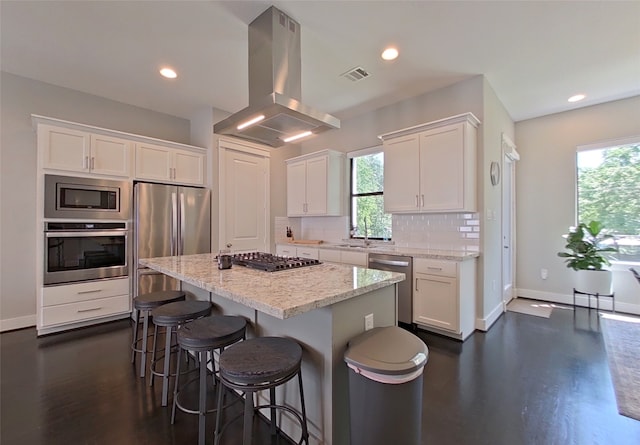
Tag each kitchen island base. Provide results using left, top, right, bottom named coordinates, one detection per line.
left=210, top=285, right=397, bottom=445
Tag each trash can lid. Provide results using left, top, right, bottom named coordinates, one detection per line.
left=344, top=326, right=428, bottom=376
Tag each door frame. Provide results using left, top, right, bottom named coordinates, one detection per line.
left=501, top=133, right=520, bottom=308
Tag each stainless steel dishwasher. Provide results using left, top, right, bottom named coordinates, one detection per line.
left=368, top=253, right=413, bottom=325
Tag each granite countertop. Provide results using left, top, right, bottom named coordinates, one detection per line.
left=140, top=253, right=404, bottom=319
left=279, top=242, right=479, bottom=261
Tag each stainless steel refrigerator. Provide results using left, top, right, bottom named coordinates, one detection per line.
left=133, top=182, right=211, bottom=297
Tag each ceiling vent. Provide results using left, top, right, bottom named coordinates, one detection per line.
left=341, top=66, right=371, bottom=82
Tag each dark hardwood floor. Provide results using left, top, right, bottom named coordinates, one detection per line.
left=1, top=306, right=639, bottom=445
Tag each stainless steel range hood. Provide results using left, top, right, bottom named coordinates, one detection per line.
left=214, top=6, right=340, bottom=147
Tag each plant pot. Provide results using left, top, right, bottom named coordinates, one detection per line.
left=574, top=269, right=613, bottom=295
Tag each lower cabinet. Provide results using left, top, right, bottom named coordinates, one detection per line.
left=413, top=258, right=476, bottom=340
left=39, top=277, right=130, bottom=334
left=275, top=245, right=319, bottom=260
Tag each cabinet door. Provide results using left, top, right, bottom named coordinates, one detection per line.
left=41, top=126, right=90, bottom=172
left=304, top=156, right=328, bottom=215
left=413, top=273, right=459, bottom=332
left=287, top=160, right=307, bottom=216
left=419, top=123, right=465, bottom=211
left=383, top=134, right=420, bottom=212
left=90, top=134, right=132, bottom=177
left=340, top=251, right=367, bottom=267
left=173, top=149, right=205, bottom=185
left=135, top=143, right=172, bottom=181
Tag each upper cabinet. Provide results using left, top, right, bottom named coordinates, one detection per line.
left=34, top=116, right=206, bottom=185
left=135, top=142, right=205, bottom=186
left=39, top=124, right=132, bottom=177
left=380, top=113, right=480, bottom=213
left=286, top=150, right=345, bottom=217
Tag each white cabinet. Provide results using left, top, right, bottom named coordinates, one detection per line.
left=39, top=124, right=132, bottom=177
left=381, top=113, right=479, bottom=213
left=39, top=278, right=130, bottom=333
left=286, top=150, right=344, bottom=217
left=318, top=248, right=367, bottom=267
left=413, top=257, right=476, bottom=340
left=275, top=245, right=319, bottom=260
left=136, top=142, right=205, bottom=185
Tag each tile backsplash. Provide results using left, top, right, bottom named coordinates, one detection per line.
left=392, top=213, right=480, bottom=251
left=276, top=213, right=480, bottom=252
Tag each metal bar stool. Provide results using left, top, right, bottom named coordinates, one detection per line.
left=150, top=300, right=212, bottom=406
left=171, top=315, right=247, bottom=445
left=131, top=290, right=186, bottom=378
left=214, top=337, right=309, bottom=445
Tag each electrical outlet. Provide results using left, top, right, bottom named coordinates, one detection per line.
left=541, top=268, right=548, bottom=280
left=365, top=313, right=374, bottom=331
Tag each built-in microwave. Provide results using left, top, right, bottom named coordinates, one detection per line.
left=44, top=174, right=130, bottom=220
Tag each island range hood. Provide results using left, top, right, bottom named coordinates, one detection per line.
left=214, top=6, right=340, bottom=147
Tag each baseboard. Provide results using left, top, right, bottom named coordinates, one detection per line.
left=516, top=288, right=640, bottom=316
left=475, top=301, right=504, bottom=332
left=0, top=314, right=37, bottom=332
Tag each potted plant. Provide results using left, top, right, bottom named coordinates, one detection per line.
left=557, top=220, right=618, bottom=295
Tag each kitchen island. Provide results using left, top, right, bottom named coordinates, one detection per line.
left=140, top=253, right=405, bottom=445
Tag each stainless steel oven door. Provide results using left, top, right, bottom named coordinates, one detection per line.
left=44, top=229, right=128, bottom=285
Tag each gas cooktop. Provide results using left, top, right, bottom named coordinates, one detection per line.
left=221, top=252, right=321, bottom=272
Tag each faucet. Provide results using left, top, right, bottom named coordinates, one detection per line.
left=363, top=217, right=371, bottom=246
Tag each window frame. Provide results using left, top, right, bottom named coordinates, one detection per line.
left=348, top=146, right=389, bottom=241
left=576, top=135, right=640, bottom=265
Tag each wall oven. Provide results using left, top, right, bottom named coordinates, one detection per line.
left=44, top=222, right=129, bottom=285
left=44, top=174, right=130, bottom=220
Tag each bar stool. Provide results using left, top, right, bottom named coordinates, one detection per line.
left=171, top=315, right=247, bottom=445
left=131, top=290, right=186, bottom=378
left=150, top=300, right=212, bottom=406
left=214, top=337, right=309, bottom=445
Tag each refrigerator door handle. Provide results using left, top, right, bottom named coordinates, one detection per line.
left=171, top=192, right=178, bottom=256
left=180, top=192, right=185, bottom=255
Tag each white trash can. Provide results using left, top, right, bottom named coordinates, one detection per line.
left=344, top=326, right=429, bottom=445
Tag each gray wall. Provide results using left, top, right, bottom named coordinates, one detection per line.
left=0, top=72, right=191, bottom=330
left=300, top=75, right=519, bottom=327
left=515, top=95, right=640, bottom=312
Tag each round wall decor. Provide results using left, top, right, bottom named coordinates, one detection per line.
left=490, top=161, right=501, bottom=186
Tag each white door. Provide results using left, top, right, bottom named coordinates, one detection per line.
left=502, top=134, right=520, bottom=306
left=304, top=155, right=328, bottom=215
left=383, top=134, right=420, bottom=212
left=220, top=148, right=269, bottom=252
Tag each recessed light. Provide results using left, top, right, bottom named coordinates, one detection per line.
left=568, top=94, right=586, bottom=103
left=381, top=47, right=399, bottom=61
left=160, top=67, right=177, bottom=79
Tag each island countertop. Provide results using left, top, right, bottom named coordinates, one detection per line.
left=140, top=253, right=404, bottom=319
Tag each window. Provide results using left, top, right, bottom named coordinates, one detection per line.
left=350, top=148, right=392, bottom=240
left=577, top=138, right=640, bottom=262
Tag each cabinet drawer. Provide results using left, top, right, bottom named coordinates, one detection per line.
left=43, top=278, right=130, bottom=307
left=319, top=249, right=341, bottom=263
left=296, top=247, right=319, bottom=260
left=42, top=294, right=130, bottom=327
left=341, top=251, right=368, bottom=267
left=414, top=258, right=457, bottom=278
left=276, top=245, right=297, bottom=257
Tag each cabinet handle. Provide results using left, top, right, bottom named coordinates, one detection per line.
left=84, top=156, right=89, bottom=169
left=427, top=266, right=443, bottom=271
left=77, top=289, right=103, bottom=294
left=90, top=157, right=95, bottom=170
left=415, top=195, right=419, bottom=207
left=421, top=194, right=425, bottom=207
left=415, top=278, right=419, bottom=291
left=77, top=307, right=103, bottom=313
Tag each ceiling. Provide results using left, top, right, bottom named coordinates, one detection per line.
left=2, top=1, right=639, bottom=123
